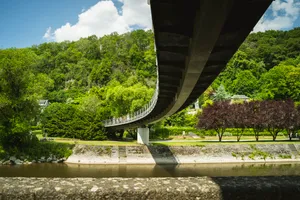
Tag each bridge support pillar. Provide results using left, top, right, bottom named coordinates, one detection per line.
left=137, top=126, right=149, bottom=145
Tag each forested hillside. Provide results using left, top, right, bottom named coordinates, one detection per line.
left=31, top=30, right=157, bottom=117
left=0, top=30, right=156, bottom=141
left=0, top=28, right=299, bottom=142
left=212, top=27, right=300, bottom=101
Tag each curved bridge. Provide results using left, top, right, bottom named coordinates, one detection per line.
left=104, top=0, right=272, bottom=130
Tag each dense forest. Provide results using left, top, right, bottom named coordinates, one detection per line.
left=212, top=28, right=300, bottom=101
left=0, top=28, right=299, bottom=143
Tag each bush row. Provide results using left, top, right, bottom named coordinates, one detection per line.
left=0, top=132, right=73, bottom=160
left=41, top=103, right=107, bottom=140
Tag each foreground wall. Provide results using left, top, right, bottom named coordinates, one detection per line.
left=66, top=144, right=300, bottom=164
left=1, top=177, right=300, bottom=199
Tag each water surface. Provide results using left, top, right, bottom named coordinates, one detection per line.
left=1, top=163, right=300, bottom=177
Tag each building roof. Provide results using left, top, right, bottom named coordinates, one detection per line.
left=231, top=95, right=249, bottom=99
left=38, top=100, right=49, bottom=106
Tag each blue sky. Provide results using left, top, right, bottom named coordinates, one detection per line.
left=0, top=0, right=299, bottom=49
left=0, top=0, right=99, bottom=48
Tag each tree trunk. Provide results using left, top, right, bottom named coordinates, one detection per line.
left=237, top=129, right=243, bottom=142
left=288, top=130, right=292, bottom=141
left=218, top=133, right=222, bottom=142
left=272, top=131, right=279, bottom=141
left=119, top=131, right=124, bottom=140
left=237, top=135, right=241, bottom=142
left=254, top=129, right=260, bottom=141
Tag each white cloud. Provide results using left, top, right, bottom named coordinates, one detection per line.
left=122, top=0, right=152, bottom=28
left=253, top=0, right=300, bottom=32
left=43, top=27, right=54, bottom=40
left=44, top=0, right=151, bottom=42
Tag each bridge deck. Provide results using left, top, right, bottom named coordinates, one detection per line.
left=104, top=0, right=272, bottom=129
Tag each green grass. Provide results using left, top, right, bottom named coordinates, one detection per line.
left=278, top=154, right=292, bottom=159
left=169, top=135, right=288, bottom=141
left=35, top=133, right=300, bottom=147
left=151, top=140, right=300, bottom=146
left=36, top=134, right=140, bottom=146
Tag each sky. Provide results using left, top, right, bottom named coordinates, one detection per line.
left=0, top=0, right=299, bottom=49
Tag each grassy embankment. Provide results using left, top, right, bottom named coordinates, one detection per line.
left=151, top=140, right=300, bottom=146
left=35, top=134, right=139, bottom=146
left=1, top=133, right=298, bottom=159
left=34, top=133, right=300, bottom=147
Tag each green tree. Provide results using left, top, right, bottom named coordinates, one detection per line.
left=0, top=49, right=40, bottom=149
left=89, top=58, right=112, bottom=86
left=230, top=70, right=258, bottom=97
left=258, top=65, right=300, bottom=101
left=105, top=81, right=154, bottom=117
left=212, top=85, right=231, bottom=101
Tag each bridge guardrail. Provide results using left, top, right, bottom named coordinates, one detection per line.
left=104, top=13, right=158, bottom=128
left=103, top=67, right=159, bottom=127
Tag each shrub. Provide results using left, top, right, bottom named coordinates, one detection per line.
left=0, top=141, right=74, bottom=160
left=26, top=142, right=74, bottom=159
left=164, top=127, right=203, bottom=136
left=31, top=125, right=42, bottom=131
left=0, top=123, right=38, bottom=153
left=0, top=145, right=6, bottom=159
left=41, top=103, right=107, bottom=140
left=278, top=154, right=292, bottom=159
left=155, top=128, right=170, bottom=139
left=150, top=126, right=208, bottom=139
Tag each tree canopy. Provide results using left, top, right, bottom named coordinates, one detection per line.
left=210, top=27, right=300, bottom=103
left=0, top=27, right=299, bottom=142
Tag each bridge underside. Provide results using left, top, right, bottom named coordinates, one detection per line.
left=106, top=0, right=272, bottom=130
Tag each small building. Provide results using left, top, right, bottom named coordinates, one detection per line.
left=187, top=99, right=200, bottom=115
left=230, top=95, right=249, bottom=103
left=38, top=100, right=50, bottom=111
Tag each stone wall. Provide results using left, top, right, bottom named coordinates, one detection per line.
left=1, top=177, right=300, bottom=199
left=66, top=144, right=300, bottom=164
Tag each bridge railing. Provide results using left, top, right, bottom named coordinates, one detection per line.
left=103, top=87, right=159, bottom=127
left=103, top=75, right=159, bottom=127
left=103, top=12, right=158, bottom=128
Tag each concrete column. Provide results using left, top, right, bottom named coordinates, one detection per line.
left=137, top=127, right=149, bottom=145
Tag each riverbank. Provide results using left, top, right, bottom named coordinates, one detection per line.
left=0, top=142, right=73, bottom=165
left=2, top=142, right=300, bottom=165
left=66, top=143, right=300, bottom=164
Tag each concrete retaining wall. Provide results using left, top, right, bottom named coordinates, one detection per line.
left=1, top=177, right=300, bottom=199
left=66, top=144, right=300, bottom=164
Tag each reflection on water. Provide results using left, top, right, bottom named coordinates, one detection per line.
left=0, top=163, right=300, bottom=178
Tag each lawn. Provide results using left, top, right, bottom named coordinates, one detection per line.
left=36, top=134, right=140, bottom=146
left=35, top=133, right=300, bottom=147
left=151, top=140, right=300, bottom=146
left=169, top=135, right=288, bottom=141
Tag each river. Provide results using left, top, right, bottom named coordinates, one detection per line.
left=1, top=162, right=300, bottom=177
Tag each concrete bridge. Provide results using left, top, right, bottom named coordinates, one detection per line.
left=104, top=0, right=273, bottom=144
